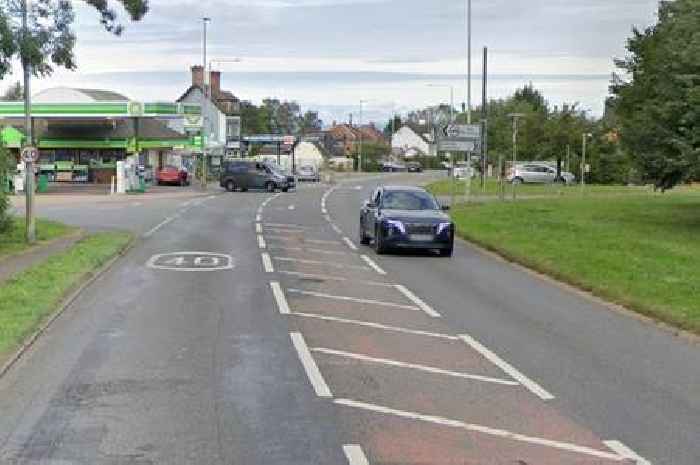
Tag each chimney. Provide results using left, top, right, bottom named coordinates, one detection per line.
left=210, top=70, right=221, bottom=97
left=191, top=65, right=204, bottom=88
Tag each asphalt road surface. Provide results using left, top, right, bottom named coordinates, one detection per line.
left=0, top=174, right=698, bottom=464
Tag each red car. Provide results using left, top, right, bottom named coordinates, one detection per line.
left=156, top=166, right=190, bottom=186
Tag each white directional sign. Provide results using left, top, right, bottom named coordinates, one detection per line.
left=147, top=252, right=235, bottom=271
left=439, top=140, right=476, bottom=152
left=443, top=124, right=481, bottom=139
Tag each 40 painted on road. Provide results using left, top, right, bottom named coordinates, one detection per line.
left=147, top=252, right=235, bottom=272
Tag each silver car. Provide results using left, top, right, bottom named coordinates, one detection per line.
left=508, top=163, right=575, bottom=184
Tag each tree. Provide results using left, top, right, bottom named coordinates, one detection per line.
left=383, top=115, right=402, bottom=137
left=610, top=0, right=700, bottom=191
left=0, top=0, right=149, bottom=80
left=0, top=142, right=11, bottom=232
left=1, top=80, right=22, bottom=100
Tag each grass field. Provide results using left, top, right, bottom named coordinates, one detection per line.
left=0, top=218, right=76, bottom=259
left=440, top=187, right=700, bottom=334
left=0, top=232, right=132, bottom=358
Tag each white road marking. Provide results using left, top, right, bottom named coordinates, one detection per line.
left=331, top=224, right=343, bottom=234
left=360, top=255, right=386, bottom=275
left=266, top=236, right=341, bottom=245
left=321, top=207, right=328, bottom=214
left=334, top=399, right=624, bottom=462
left=313, top=347, right=518, bottom=386
left=604, top=440, right=652, bottom=465
left=343, top=445, right=370, bottom=465
left=291, top=312, right=460, bottom=341
left=323, top=214, right=332, bottom=222
left=258, top=235, right=267, bottom=249
left=287, top=288, right=420, bottom=311
left=270, top=281, right=289, bottom=314
left=143, top=215, right=177, bottom=238
left=146, top=252, right=235, bottom=272
left=288, top=205, right=296, bottom=210
left=265, top=222, right=309, bottom=229
left=261, top=253, right=274, bottom=273
left=290, top=332, right=333, bottom=398
left=273, top=257, right=370, bottom=271
left=277, top=271, right=395, bottom=287
left=458, top=334, right=555, bottom=401
left=256, top=214, right=262, bottom=222
left=265, top=227, right=305, bottom=234
left=256, top=223, right=262, bottom=233
left=268, top=246, right=349, bottom=256
left=343, top=237, right=359, bottom=251
left=208, top=195, right=217, bottom=200
left=394, top=285, right=441, bottom=318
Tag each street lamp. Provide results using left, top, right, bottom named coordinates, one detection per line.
left=465, top=0, right=472, bottom=124
left=426, top=84, right=455, bottom=122
left=581, top=132, right=593, bottom=192
left=22, top=0, right=35, bottom=243
left=508, top=113, right=525, bottom=201
left=200, top=17, right=211, bottom=190
left=358, top=99, right=367, bottom=172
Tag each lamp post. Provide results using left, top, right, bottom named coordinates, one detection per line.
left=200, top=17, right=211, bottom=190
left=22, top=0, right=35, bottom=243
left=358, top=99, right=367, bottom=172
left=508, top=113, right=525, bottom=201
left=465, top=0, right=472, bottom=125
left=581, top=132, right=593, bottom=192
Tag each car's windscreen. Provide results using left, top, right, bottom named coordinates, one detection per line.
left=381, top=191, right=439, bottom=211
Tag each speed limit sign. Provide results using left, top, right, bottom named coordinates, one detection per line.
left=21, top=146, right=39, bottom=163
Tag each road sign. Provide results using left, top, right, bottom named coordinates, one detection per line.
left=21, top=146, right=39, bottom=163
left=443, top=124, right=481, bottom=139
left=283, top=136, right=296, bottom=146
left=439, top=139, right=478, bottom=152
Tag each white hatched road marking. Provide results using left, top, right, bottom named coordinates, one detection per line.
left=604, top=440, right=652, bottom=465
left=277, top=271, right=395, bottom=287
left=261, top=253, right=274, bottom=273
left=361, top=255, right=386, bottom=275
left=331, top=223, right=343, bottom=234
left=394, top=285, right=441, bottom=318
left=343, top=237, right=358, bottom=251
left=256, top=223, right=262, bottom=233
left=266, top=227, right=306, bottom=234
left=312, top=347, right=518, bottom=386
left=268, top=246, right=349, bottom=257
left=335, top=399, right=624, bottom=462
left=290, top=312, right=460, bottom=341
left=266, top=236, right=341, bottom=245
left=290, top=332, right=333, bottom=397
left=273, top=256, right=370, bottom=271
left=343, top=445, right=370, bottom=465
left=270, top=281, right=290, bottom=314
left=458, top=334, right=555, bottom=401
left=286, top=288, right=420, bottom=311
left=265, top=222, right=309, bottom=229
left=258, top=235, right=267, bottom=249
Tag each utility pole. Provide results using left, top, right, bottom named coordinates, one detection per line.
left=358, top=99, right=365, bottom=172
left=508, top=113, right=524, bottom=201
left=481, top=46, right=488, bottom=191
left=22, top=0, right=35, bottom=243
left=201, top=17, right=210, bottom=190
left=466, top=0, right=472, bottom=125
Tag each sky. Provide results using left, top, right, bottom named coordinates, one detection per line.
left=3, top=0, right=660, bottom=125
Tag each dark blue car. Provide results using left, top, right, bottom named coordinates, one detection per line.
left=359, top=185, right=454, bottom=257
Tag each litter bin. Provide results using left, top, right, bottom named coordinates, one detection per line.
left=37, top=174, right=48, bottom=193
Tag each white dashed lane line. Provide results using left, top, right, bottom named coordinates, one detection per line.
left=290, top=332, right=333, bottom=398
left=343, top=237, right=359, bottom=251
left=394, top=285, right=441, bottom=318
left=343, top=445, right=370, bottom=465
left=270, top=281, right=290, bottom=314
left=258, top=235, right=267, bottom=249
left=261, top=253, right=274, bottom=273
left=360, top=255, right=386, bottom=275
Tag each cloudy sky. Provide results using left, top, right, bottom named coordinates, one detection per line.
left=6, top=0, right=660, bottom=123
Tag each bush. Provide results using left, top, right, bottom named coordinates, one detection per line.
left=0, top=145, right=12, bottom=232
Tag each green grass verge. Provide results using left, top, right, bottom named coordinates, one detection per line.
left=0, top=218, right=77, bottom=259
left=0, top=232, right=132, bottom=357
left=446, top=191, right=700, bottom=334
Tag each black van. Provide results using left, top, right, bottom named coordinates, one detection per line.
left=220, top=160, right=291, bottom=192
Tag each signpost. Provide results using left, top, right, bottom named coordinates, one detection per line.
left=438, top=124, right=481, bottom=204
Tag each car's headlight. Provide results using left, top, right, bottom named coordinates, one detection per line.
left=437, top=222, right=452, bottom=235
left=385, top=220, right=406, bottom=234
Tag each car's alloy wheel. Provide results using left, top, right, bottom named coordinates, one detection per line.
left=374, top=225, right=387, bottom=254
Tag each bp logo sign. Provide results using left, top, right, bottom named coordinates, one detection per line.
left=128, top=101, right=144, bottom=117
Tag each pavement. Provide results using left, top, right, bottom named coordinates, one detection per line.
left=0, top=173, right=697, bottom=464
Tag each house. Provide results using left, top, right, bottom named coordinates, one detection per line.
left=177, top=66, right=242, bottom=172
left=323, top=122, right=387, bottom=158
left=391, top=124, right=437, bottom=157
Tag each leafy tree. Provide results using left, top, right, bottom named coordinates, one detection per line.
left=0, top=142, right=11, bottom=232
left=610, top=0, right=699, bottom=191
left=0, top=0, right=149, bottom=80
left=300, top=110, right=322, bottom=134
left=383, top=115, right=402, bottom=137
left=355, top=141, right=389, bottom=172
left=1, top=80, right=22, bottom=100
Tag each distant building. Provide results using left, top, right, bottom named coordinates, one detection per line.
left=177, top=66, right=242, bottom=172
left=323, top=122, right=387, bottom=158
left=391, top=124, right=437, bottom=157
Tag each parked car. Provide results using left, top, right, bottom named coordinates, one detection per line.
left=220, top=160, right=291, bottom=192
left=296, top=165, right=320, bottom=182
left=507, top=163, right=576, bottom=184
left=359, top=185, right=454, bottom=257
left=406, top=161, right=423, bottom=173
left=156, top=166, right=190, bottom=186
left=381, top=162, right=406, bottom=172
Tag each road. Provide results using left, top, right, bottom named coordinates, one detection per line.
left=0, top=173, right=698, bottom=464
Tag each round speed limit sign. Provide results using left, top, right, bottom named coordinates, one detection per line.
left=21, top=146, right=39, bottom=163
